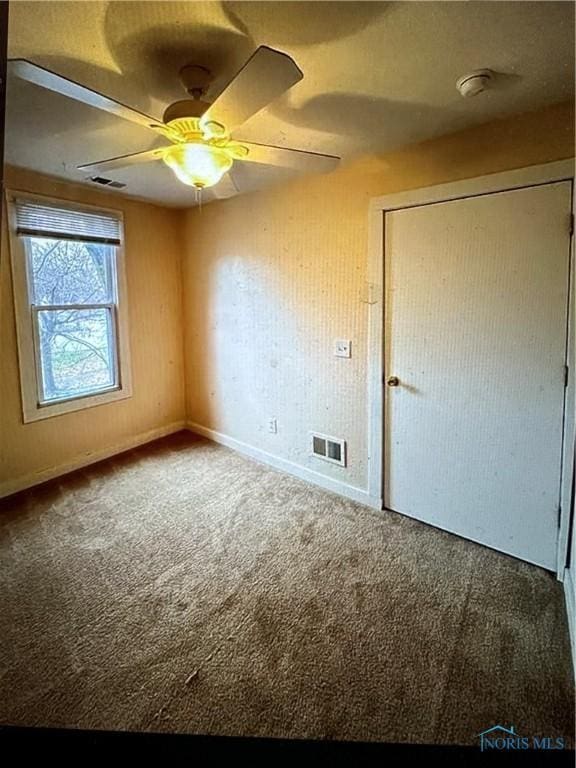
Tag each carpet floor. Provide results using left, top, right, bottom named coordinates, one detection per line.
left=0, top=432, right=573, bottom=745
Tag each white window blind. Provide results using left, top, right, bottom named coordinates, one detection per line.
left=14, top=199, right=121, bottom=245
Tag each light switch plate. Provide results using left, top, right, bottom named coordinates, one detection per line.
left=334, top=339, right=351, bottom=358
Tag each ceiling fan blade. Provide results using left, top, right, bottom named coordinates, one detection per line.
left=241, top=141, right=340, bottom=173
left=201, top=46, right=303, bottom=134
left=8, top=59, right=175, bottom=140
left=77, top=148, right=167, bottom=174
left=209, top=171, right=239, bottom=200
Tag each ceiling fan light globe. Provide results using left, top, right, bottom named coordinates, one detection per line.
left=163, top=144, right=233, bottom=189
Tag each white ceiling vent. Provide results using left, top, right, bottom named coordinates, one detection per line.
left=311, top=432, right=346, bottom=467
left=88, top=176, right=126, bottom=189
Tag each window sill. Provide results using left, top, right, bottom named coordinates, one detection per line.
left=22, top=384, right=133, bottom=423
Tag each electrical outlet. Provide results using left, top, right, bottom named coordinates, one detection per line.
left=268, top=418, right=277, bottom=434
left=334, top=339, right=351, bottom=358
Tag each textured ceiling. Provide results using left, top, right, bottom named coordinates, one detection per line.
left=5, top=1, right=575, bottom=207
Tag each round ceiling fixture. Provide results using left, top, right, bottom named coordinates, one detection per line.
left=456, top=69, right=493, bottom=98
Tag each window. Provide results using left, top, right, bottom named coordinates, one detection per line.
left=8, top=193, right=132, bottom=422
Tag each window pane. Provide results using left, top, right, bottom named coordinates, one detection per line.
left=36, top=308, right=116, bottom=402
left=27, top=238, right=114, bottom=305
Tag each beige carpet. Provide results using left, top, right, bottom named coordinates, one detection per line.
left=0, top=432, right=573, bottom=745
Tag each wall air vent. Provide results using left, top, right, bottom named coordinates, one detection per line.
left=89, top=176, right=126, bottom=189
left=310, top=432, right=346, bottom=467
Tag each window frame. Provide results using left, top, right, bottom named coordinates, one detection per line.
left=7, top=190, right=133, bottom=423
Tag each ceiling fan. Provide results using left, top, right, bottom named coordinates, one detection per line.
left=8, top=47, right=340, bottom=199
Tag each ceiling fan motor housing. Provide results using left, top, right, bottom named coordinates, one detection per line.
left=163, top=99, right=228, bottom=141
left=179, top=64, right=212, bottom=97
left=163, top=99, right=210, bottom=124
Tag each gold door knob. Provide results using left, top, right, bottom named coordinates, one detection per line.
left=387, top=376, right=400, bottom=387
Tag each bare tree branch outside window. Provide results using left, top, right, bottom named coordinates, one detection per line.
left=27, top=237, right=117, bottom=401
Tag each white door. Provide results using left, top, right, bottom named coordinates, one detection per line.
left=384, top=181, right=572, bottom=569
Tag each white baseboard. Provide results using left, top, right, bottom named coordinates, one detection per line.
left=564, top=567, right=576, bottom=679
left=2, top=418, right=380, bottom=510
left=0, top=420, right=186, bottom=499
left=187, top=420, right=380, bottom=509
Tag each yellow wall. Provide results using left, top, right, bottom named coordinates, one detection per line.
left=182, top=100, right=575, bottom=491
left=1, top=166, right=186, bottom=496
left=1, top=101, right=574, bottom=497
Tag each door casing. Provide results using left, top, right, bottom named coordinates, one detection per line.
left=366, top=158, right=575, bottom=577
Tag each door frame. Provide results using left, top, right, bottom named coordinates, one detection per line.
left=366, top=158, right=575, bottom=577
